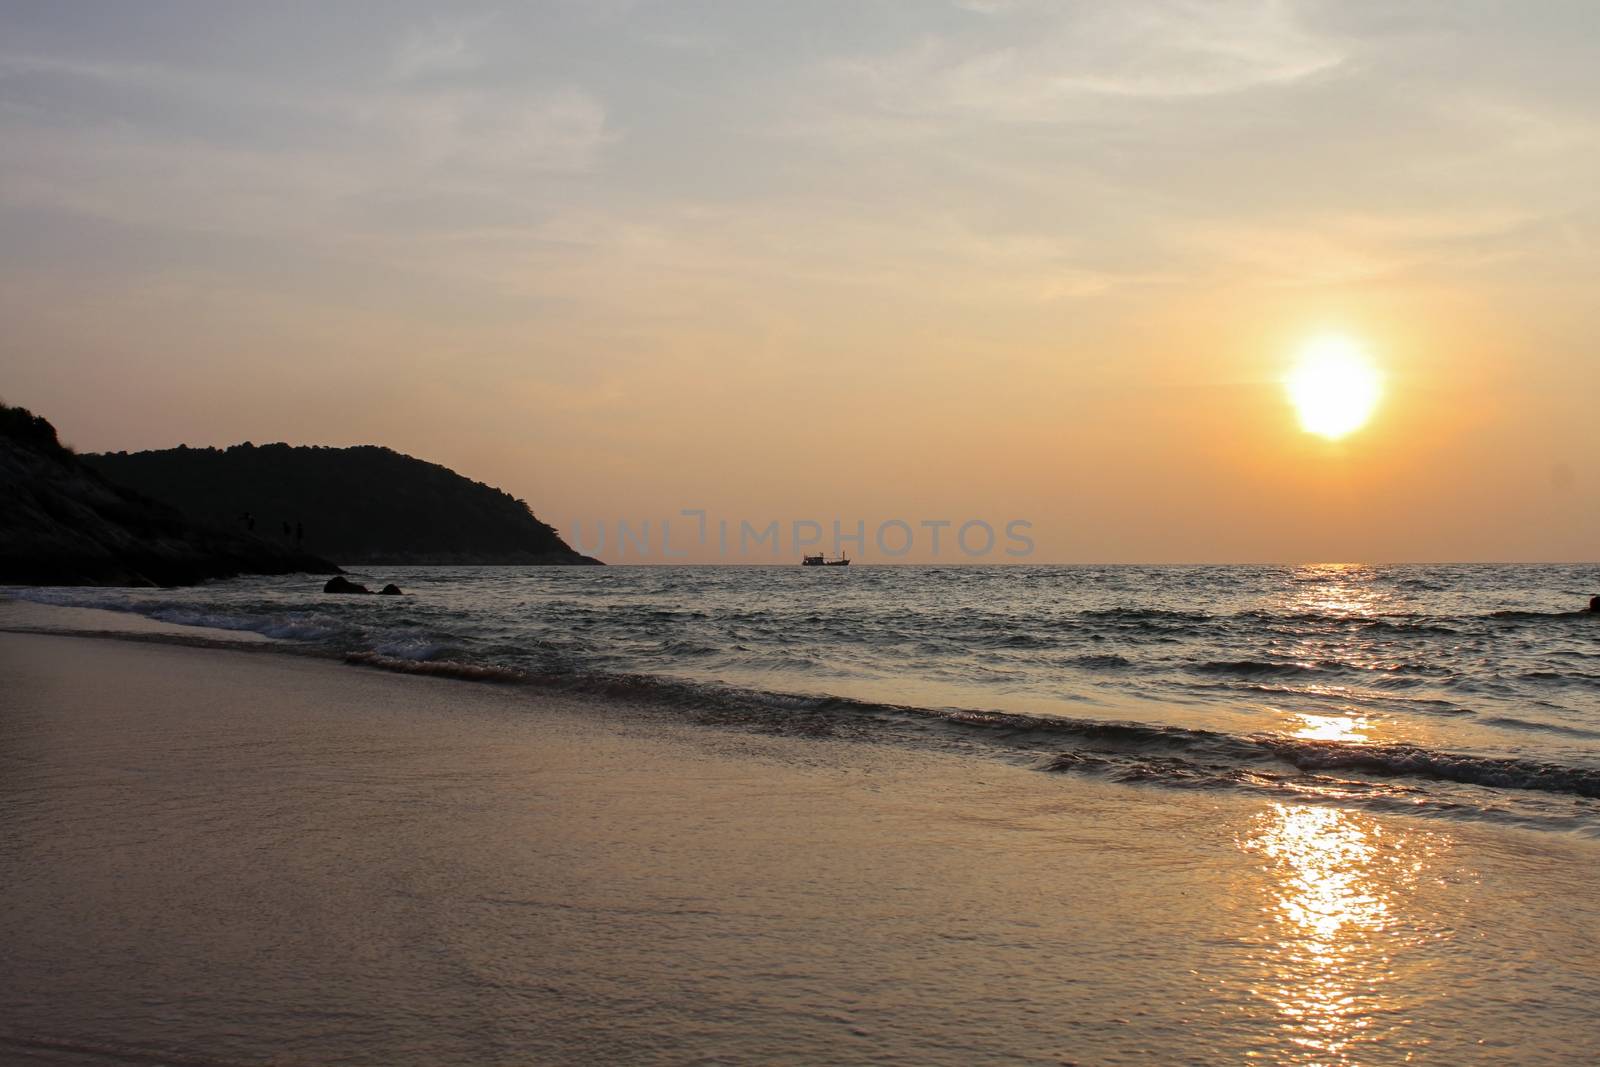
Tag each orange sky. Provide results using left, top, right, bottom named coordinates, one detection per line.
left=2, top=4, right=1597, bottom=562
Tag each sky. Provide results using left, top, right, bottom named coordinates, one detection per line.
left=2, top=1, right=1597, bottom=562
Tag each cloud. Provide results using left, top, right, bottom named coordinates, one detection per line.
left=391, top=18, right=490, bottom=81
left=0, top=46, right=613, bottom=245
left=1, top=1, right=1596, bottom=349
left=359, top=86, right=612, bottom=177
left=829, top=1, right=1345, bottom=124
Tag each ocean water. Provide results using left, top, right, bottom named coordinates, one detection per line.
left=9, top=562, right=1600, bottom=834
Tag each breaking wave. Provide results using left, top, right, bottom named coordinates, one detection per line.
left=8, top=560, right=1598, bottom=831
left=333, top=649, right=1600, bottom=808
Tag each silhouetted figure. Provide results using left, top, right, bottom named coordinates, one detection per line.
left=379, top=584, right=403, bottom=596
left=282, top=520, right=291, bottom=538
left=296, top=521, right=304, bottom=545
left=246, top=513, right=255, bottom=532
left=323, top=576, right=372, bottom=594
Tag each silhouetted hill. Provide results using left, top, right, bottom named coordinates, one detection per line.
left=0, top=403, right=339, bottom=586
left=86, top=443, right=600, bottom=566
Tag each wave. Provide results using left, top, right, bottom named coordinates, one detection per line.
left=1260, top=738, right=1600, bottom=798
left=1481, top=716, right=1600, bottom=740
left=369, top=635, right=450, bottom=661
left=10, top=573, right=1598, bottom=828
left=1191, top=659, right=1324, bottom=679
left=1076, top=604, right=1589, bottom=633
left=1188, top=657, right=1456, bottom=684
left=148, top=607, right=345, bottom=642
left=1359, top=618, right=1461, bottom=636
left=934, top=707, right=1600, bottom=799
left=332, top=646, right=1600, bottom=803
left=1519, top=670, right=1600, bottom=688
left=1176, top=679, right=1478, bottom=718
left=29, top=615, right=1596, bottom=819
left=5, top=589, right=352, bottom=643
left=1076, top=607, right=1214, bottom=623
left=345, top=651, right=527, bottom=683
left=1062, top=653, right=1133, bottom=669
left=1189, top=658, right=1421, bottom=680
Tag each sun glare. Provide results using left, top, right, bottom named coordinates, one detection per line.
left=1285, top=336, right=1382, bottom=439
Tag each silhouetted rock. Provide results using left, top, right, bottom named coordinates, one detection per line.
left=0, top=402, right=341, bottom=587
left=87, top=443, right=602, bottom=565
left=1590, top=595, right=1599, bottom=613
left=324, top=576, right=372, bottom=595
left=379, top=583, right=403, bottom=596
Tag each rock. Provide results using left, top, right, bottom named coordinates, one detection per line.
left=0, top=402, right=340, bottom=587
left=379, top=584, right=403, bottom=596
left=324, top=576, right=372, bottom=594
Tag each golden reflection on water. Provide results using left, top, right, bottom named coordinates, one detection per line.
left=1241, top=803, right=1445, bottom=1064
left=1290, top=713, right=1370, bottom=743
left=1273, top=565, right=1418, bottom=726
left=1285, top=563, right=1387, bottom=619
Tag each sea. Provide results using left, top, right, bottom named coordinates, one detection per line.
left=11, top=562, right=1600, bottom=837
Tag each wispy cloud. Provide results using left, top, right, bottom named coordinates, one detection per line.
left=391, top=18, right=490, bottom=81
left=828, top=1, right=1345, bottom=125
left=355, top=86, right=612, bottom=177
left=0, top=40, right=613, bottom=247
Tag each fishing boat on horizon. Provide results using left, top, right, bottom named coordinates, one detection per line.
left=801, top=553, right=850, bottom=566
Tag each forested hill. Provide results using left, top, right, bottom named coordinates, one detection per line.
left=86, top=443, right=601, bottom=565
left=0, top=403, right=337, bottom=586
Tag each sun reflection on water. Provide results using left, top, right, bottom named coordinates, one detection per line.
left=1266, top=565, right=1423, bottom=736
left=1240, top=803, right=1446, bottom=1064
left=1255, top=805, right=1388, bottom=940
left=1290, top=713, right=1370, bottom=743
left=1284, top=563, right=1389, bottom=619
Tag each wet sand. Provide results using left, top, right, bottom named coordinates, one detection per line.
left=3, top=628, right=1599, bottom=1066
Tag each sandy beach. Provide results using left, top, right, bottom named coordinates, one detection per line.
left=3, top=620, right=1600, bottom=1066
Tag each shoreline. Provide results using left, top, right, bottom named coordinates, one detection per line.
left=5, top=594, right=1599, bottom=838
left=4, top=626, right=1600, bottom=1064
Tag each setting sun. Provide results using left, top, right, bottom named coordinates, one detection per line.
left=1285, top=336, right=1383, bottom=439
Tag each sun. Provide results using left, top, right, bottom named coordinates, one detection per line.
left=1285, top=335, right=1382, bottom=439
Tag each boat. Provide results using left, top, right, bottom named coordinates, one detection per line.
left=801, top=553, right=850, bottom=566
